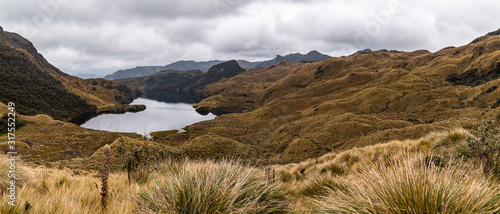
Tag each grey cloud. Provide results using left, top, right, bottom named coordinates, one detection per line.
left=1, top=0, right=500, bottom=75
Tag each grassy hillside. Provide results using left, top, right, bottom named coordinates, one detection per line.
left=0, top=30, right=140, bottom=122
left=174, top=31, right=500, bottom=163
left=1, top=128, right=499, bottom=213
left=0, top=31, right=97, bottom=121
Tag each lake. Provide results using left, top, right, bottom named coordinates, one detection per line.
left=81, top=97, right=216, bottom=135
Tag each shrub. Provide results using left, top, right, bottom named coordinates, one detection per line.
left=0, top=113, right=27, bottom=135
left=314, top=154, right=500, bottom=214
left=458, top=118, right=500, bottom=176
left=137, top=159, right=289, bottom=213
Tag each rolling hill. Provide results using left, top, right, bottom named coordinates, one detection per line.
left=175, top=29, right=500, bottom=163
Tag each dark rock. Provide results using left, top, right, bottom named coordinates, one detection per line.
left=446, top=61, right=500, bottom=87
left=194, top=105, right=212, bottom=115
left=206, top=60, right=244, bottom=79
left=487, top=28, right=500, bottom=36
left=486, top=86, right=498, bottom=94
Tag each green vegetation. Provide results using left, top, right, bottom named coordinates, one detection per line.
left=0, top=31, right=97, bottom=121
left=458, top=117, right=500, bottom=176
left=0, top=113, right=27, bottom=134
left=149, top=130, right=178, bottom=139
left=0, top=31, right=140, bottom=123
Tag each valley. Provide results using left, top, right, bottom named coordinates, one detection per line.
left=1, top=26, right=500, bottom=213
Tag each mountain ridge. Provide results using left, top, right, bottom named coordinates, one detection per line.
left=177, top=28, right=500, bottom=163
left=115, top=60, right=246, bottom=106
left=103, top=51, right=331, bottom=80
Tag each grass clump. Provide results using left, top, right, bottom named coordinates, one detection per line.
left=137, top=159, right=289, bottom=213
left=299, top=174, right=345, bottom=197
left=415, top=139, right=431, bottom=151
left=446, top=131, right=467, bottom=143
left=278, top=170, right=293, bottom=182
left=320, top=162, right=345, bottom=176
left=313, top=154, right=500, bottom=214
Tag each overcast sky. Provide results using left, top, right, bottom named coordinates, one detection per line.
left=1, top=0, right=499, bottom=76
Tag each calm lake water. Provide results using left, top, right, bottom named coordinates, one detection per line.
left=81, top=97, right=216, bottom=135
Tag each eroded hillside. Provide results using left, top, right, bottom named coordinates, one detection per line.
left=173, top=31, right=500, bottom=163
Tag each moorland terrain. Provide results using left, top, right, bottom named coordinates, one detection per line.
left=1, top=27, right=500, bottom=213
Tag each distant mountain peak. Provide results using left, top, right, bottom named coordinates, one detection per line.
left=206, top=60, right=244, bottom=77
left=307, top=50, right=321, bottom=55
left=254, top=50, right=331, bottom=68
left=349, top=49, right=372, bottom=56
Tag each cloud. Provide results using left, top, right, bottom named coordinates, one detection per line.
left=0, top=0, right=499, bottom=75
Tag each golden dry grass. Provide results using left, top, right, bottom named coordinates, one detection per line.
left=313, top=154, right=500, bottom=213
left=183, top=35, right=500, bottom=164
left=0, top=128, right=497, bottom=213
left=0, top=156, right=289, bottom=214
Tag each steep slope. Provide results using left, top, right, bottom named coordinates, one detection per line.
left=179, top=29, right=500, bottom=163
left=0, top=29, right=140, bottom=122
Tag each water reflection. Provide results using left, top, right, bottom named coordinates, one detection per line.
left=81, top=98, right=216, bottom=135
left=142, top=90, right=201, bottom=104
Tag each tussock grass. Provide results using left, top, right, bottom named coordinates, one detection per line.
left=0, top=155, right=288, bottom=213
left=1, top=128, right=497, bottom=213
left=274, top=128, right=469, bottom=184
left=272, top=129, right=500, bottom=212
left=0, top=155, right=27, bottom=192
left=137, top=159, right=289, bottom=213
left=0, top=167, right=139, bottom=214
left=298, top=174, right=345, bottom=197
left=313, top=154, right=500, bottom=213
